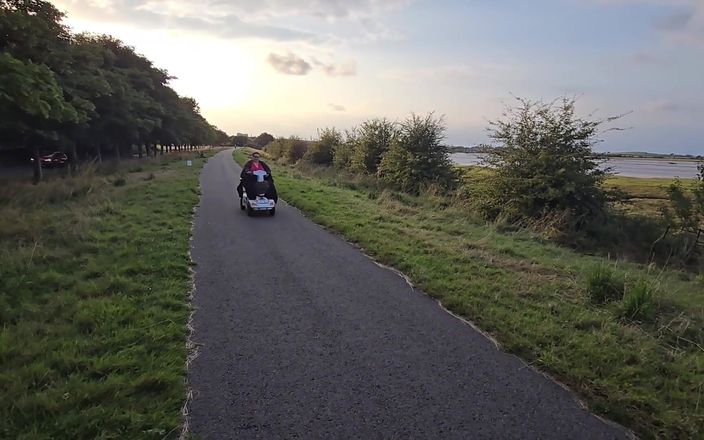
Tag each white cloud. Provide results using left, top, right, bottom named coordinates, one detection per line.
left=54, top=0, right=412, bottom=43
left=312, top=58, right=357, bottom=76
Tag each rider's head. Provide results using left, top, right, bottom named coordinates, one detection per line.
left=251, top=152, right=260, bottom=162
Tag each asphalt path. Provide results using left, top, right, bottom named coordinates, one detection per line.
left=188, top=149, right=630, bottom=439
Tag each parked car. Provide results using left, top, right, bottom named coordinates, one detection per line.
left=30, top=151, right=69, bottom=168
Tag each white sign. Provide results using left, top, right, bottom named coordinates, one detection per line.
left=186, top=160, right=193, bottom=167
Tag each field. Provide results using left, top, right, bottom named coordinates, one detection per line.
left=236, top=149, right=704, bottom=439
left=0, top=151, right=211, bottom=439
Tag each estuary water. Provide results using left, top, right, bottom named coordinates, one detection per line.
left=451, top=153, right=700, bottom=179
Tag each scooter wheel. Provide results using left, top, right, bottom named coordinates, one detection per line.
left=269, top=208, right=276, bottom=216
left=246, top=205, right=254, bottom=217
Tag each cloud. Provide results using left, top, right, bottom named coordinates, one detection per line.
left=267, top=53, right=312, bottom=75
left=590, top=0, right=704, bottom=48
left=54, top=0, right=412, bottom=43
left=217, top=0, right=413, bottom=21
left=642, top=100, right=703, bottom=114
left=329, top=103, right=346, bottom=111
left=312, top=58, right=357, bottom=76
left=630, top=52, right=671, bottom=65
left=656, top=10, right=694, bottom=30
left=380, top=63, right=511, bottom=83
left=659, top=7, right=704, bottom=48
left=266, top=53, right=357, bottom=76
left=55, top=0, right=323, bottom=42
left=644, top=100, right=681, bottom=113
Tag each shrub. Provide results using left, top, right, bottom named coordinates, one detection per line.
left=377, top=113, right=456, bottom=194
left=659, top=163, right=704, bottom=262
left=264, top=138, right=287, bottom=159
left=477, top=97, right=616, bottom=228
left=332, top=129, right=356, bottom=169
left=620, top=278, right=658, bottom=322
left=349, top=118, right=397, bottom=174
left=303, top=128, right=341, bottom=165
left=264, top=137, right=308, bottom=164
left=586, top=264, right=624, bottom=303
left=285, top=137, right=308, bottom=163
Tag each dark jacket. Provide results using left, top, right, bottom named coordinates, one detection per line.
left=240, top=159, right=271, bottom=178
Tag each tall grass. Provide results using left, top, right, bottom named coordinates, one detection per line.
left=586, top=264, right=625, bottom=303
left=621, top=279, right=659, bottom=322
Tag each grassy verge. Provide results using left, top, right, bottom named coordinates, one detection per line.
left=0, top=150, right=213, bottom=439
left=236, top=149, right=704, bottom=439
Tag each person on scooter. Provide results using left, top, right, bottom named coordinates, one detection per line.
left=237, top=151, right=278, bottom=202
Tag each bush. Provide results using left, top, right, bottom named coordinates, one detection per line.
left=264, top=137, right=309, bottom=164
left=659, top=163, right=704, bottom=262
left=476, top=97, right=615, bottom=228
left=349, top=119, right=397, bottom=174
left=285, top=137, right=308, bottom=163
left=586, top=264, right=624, bottom=303
left=332, top=129, right=356, bottom=169
left=303, top=128, right=341, bottom=165
left=264, top=138, right=288, bottom=159
left=620, top=278, right=658, bottom=322
left=377, top=113, right=456, bottom=194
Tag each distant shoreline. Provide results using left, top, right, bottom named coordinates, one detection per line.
left=447, top=146, right=702, bottom=161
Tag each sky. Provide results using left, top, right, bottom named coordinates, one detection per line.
left=53, top=0, right=704, bottom=154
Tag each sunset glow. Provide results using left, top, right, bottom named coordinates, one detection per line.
left=54, top=0, right=704, bottom=154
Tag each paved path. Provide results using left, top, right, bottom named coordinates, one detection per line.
left=188, top=150, right=630, bottom=439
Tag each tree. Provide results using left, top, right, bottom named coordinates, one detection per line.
left=477, top=97, right=615, bottom=227
left=231, top=134, right=249, bottom=147
left=377, top=113, right=456, bottom=193
left=254, top=132, right=274, bottom=148
left=349, top=118, right=396, bottom=174
left=1, top=1, right=227, bottom=179
left=303, top=128, right=341, bottom=165
left=0, top=52, right=78, bottom=181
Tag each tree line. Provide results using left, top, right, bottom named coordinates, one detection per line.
left=0, top=0, right=229, bottom=181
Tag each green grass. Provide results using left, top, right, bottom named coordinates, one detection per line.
left=586, top=264, right=625, bottom=304
left=620, top=279, right=658, bottom=323
left=237, top=149, right=704, bottom=439
left=0, top=150, right=212, bottom=439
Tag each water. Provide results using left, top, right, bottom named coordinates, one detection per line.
left=451, top=153, right=701, bottom=179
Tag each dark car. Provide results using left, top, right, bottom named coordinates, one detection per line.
left=30, top=151, right=69, bottom=168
